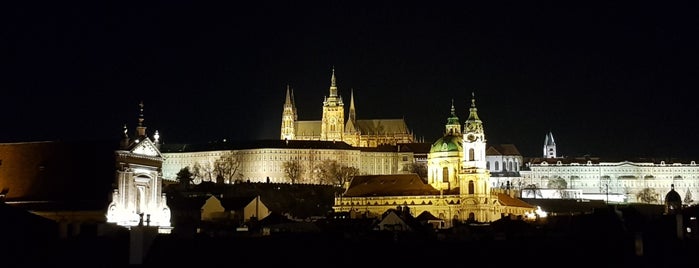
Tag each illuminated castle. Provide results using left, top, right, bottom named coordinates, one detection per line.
left=280, top=68, right=415, bottom=147
left=333, top=94, right=537, bottom=225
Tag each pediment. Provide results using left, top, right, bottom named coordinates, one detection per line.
left=131, top=139, right=162, bottom=157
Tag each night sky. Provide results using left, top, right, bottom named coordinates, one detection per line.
left=2, top=2, right=698, bottom=159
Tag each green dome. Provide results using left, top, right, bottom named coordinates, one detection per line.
left=430, top=135, right=463, bottom=153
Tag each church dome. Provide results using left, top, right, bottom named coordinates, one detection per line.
left=665, top=184, right=682, bottom=214
left=665, top=186, right=682, bottom=204
left=430, top=135, right=463, bottom=153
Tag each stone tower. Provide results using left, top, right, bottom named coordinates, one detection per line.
left=320, top=67, right=344, bottom=142
left=544, top=131, right=557, bottom=158
left=459, top=93, right=492, bottom=222
left=280, top=85, right=297, bottom=140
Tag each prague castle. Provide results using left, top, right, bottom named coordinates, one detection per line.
left=280, top=68, right=415, bottom=147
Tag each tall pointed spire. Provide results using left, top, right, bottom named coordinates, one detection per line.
left=349, top=88, right=356, bottom=123
left=329, top=66, right=337, bottom=97
left=280, top=84, right=297, bottom=140
left=544, top=131, right=557, bottom=158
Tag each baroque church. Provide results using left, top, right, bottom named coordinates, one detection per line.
left=280, top=68, right=415, bottom=147
left=0, top=101, right=171, bottom=237
left=333, top=94, right=537, bottom=225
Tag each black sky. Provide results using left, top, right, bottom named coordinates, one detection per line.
left=2, top=1, right=698, bottom=159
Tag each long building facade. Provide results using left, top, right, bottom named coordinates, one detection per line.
left=160, top=140, right=428, bottom=184
left=280, top=68, right=415, bottom=147
left=518, top=132, right=699, bottom=204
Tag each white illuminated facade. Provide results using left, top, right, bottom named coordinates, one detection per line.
left=107, top=102, right=171, bottom=232
left=160, top=141, right=418, bottom=184
left=521, top=158, right=699, bottom=204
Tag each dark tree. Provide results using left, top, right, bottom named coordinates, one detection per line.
left=176, top=167, right=194, bottom=190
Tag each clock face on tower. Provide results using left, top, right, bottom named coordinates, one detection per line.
left=467, top=134, right=476, bottom=142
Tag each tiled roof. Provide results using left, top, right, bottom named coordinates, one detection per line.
left=0, top=140, right=118, bottom=211
left=355, top=119, right=410, bottom=135
left=525, top=156, right=697, bottom=165
left=296, top=121, right=321, bottom=136
left=343, top=174, right=440, bottom=197
left=496, top=193, right=536, bottom=209
left=487, top=144, right=521, bottom=156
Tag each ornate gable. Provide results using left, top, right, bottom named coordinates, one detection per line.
left=131, top=138, right=162, bottom=158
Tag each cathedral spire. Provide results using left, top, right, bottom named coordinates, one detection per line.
left=329, top=66, right=337, bottom=97
left=280, top=84, right=297, bottom=140
left=349, top=88, right=356, bottom=123
left=285, top=84, right=292, bottom=105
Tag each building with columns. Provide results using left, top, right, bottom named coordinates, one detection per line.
left=280, top=68, right=415, bottom=147
left=107, top=102, right=171, bottom=230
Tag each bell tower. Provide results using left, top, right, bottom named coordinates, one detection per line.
left=458, top=93, right=493, bottom=222
left=321, top=67, right=345, bottom=142
left=462, top=93, right=487, bottom=171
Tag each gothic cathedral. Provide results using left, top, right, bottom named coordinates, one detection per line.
left=280, top=68, right=415, bottom=147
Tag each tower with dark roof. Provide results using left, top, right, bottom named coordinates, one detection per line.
left=544, top=131, right=557, bottom=158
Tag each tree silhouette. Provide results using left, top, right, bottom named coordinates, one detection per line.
left=684, top=188, right=694, bottom=205
left=283, top=160, right=303, bottom=184
left=176, top=166, right=194, bottom=190
left=636, top=187, right=659, bottom=204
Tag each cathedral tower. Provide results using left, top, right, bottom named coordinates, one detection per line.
left=321, top=67, right=344, bottom=142
left=280, top=85, right=297, bottom=140
left=544, top=131, right=556, bottom=158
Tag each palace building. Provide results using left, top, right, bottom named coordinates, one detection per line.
left=519, top=132, right=699, bottom=204
left=332, top=94, right=537, bottom=226
left=280, top=68, right=415, bottom=147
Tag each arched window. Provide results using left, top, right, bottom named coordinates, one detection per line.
left=486, top=162, right=490, bottom=169
left=468, top=180, right=475, bottom=194
left=442, top=167, right=449, bottom=183
left=469, top=148, right=475, bottom=161
left=494, top=161, right=499, bottom=171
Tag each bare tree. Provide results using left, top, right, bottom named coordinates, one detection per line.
left=214, top=151, right=242, bottom=184
left=547, top=177, right=569, bottom=198
left=523, top=184, right=543, bottom=199
left=336, top=165, right=359, bottom=188
left=406, top=162, right=427, bottom=181
left=313, top=159, right=358, bottom=186
left=283, top=160, right=303, bottom=184
left=314, top=159, right=338, bottom=185
left=636, top=187, right=659, bottom=204
left=193, top=160, right=216, bottom=183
